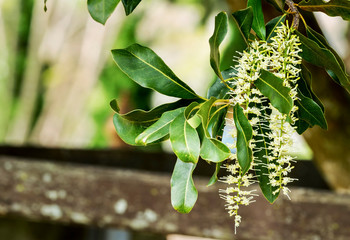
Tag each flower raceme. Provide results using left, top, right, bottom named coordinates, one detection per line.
left=220, top=23, right=302, bottom=231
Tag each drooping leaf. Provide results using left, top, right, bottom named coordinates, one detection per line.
left=111, top=99, right=192, bottom=145
left=112, top=44, right=200, bottom=99
left=135, top=107, right=185, bottom=145
left=171, top=159, right=198, bottom=213
left=207, top=68, right=236, bottom=99
left=296, top=90, right=327, bottom=130
left=255, top=69, right=293, bottom=115
left=247, top=0, right=266, bottom=40
left=207, top=162, right=222, bottom=186
left=305, top=26, right=349, bottom=90
left=170, top=108, right=201, bottom=164
left=232, top=7, right=253, bottom=46
left=209, top=12, right=228, bottom=81
left=233, top=104, right=253, bottom=174
left=299, top=64, right=324, bottom=112
left=253, top=104, right=279, bottom=203
left=299, top=0, right=350, bottom=21
left=87, top=0, right=120, bottom=25
left=265, top=0, right=285, bottom=11
left=295, top=31, right=350, bottom=93
left=209, top=105, right=228, bottom=139
left=121, top=0, right=142, bottom=15
left=266, top=15, right=286, bottom=41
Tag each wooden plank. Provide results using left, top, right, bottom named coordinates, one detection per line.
left=0, top=155, right=349, bottom=239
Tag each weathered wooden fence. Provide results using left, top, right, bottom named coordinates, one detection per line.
left=0, top=146, right=349, bottom=240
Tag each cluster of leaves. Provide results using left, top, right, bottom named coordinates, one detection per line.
left=85, top=0, right=350, bottom=213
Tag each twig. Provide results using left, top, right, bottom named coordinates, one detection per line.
left=286, top=0, right=300, bottom=29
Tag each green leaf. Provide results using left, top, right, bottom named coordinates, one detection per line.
left=171, top=159, right=198, bottom=213
left=233, top=104, right=253, bottom=174
left=247, top=0, right=266, bottom=40
left=293, top=111, right=310, bottom=135
left=121, top=0, right=142, bottom=15
left=197, top=98, right=231, bottom=163
left=299, top=0, right=350, bottom=21
left=87, top=0, right=120, bottom=25
left=305, top=26, right=349, bottom=91
left=232, top=7, right=253, bottom=46
left=255, top=69, right=293, bottom=115
left=207, top=68, right=236, bottom=99
left=209, top=12, right=228, bottom=81
left=112, top=44, right=199, bottom=99
left=296, top=90, right=327, bottom=130
left=299, top=64, right=324, bottom=112
left=266, top=15, right=286, bottom=41
left=170, top=108, right=201, bottom=164
left=265, top=0, right=285, bottom=11
left=207, top=163, right=222, bottom=187
left=135, top=107, right=185, bottom=145
left=111, top=99, right=192, bottom=145
left=253, top=104, right=279, bottom=203
left=295, top=31, right=350, bottom=94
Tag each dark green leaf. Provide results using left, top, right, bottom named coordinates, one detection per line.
left=299, top=0, right=350, bottom=21
left=253, top=104, right=279, bottom=203
left=112, top=44, right=200, bottom=99
left=299, top=64, right=324, bottom=112
left=87, top=0, right=120, bottom=25
left=233, top=104, right=253, bottom=174
left=255, top=69, right=293, bottom=115
left=171, top=159, right=198, bottom=213
left=293, top=112, right=311, bottom=135
left=170, top=109, right=200, bottom=164
left=207, top=163, right=222, bottom=186
left=232, top=7, right=253, bottom=46
left=265, top=0, right=285, bottom=11
left=209, top=12, right=228, bottom=81
left=135, top=107, right=185, bottom=145
left=247, top=0, right=266, bottom=40
left=121, top=0, right=142, bottom=15
left=207, top=68, right=236, bottom=99
left=266, top=15, right=286, bottom=41
left=295, top=31, right=350, bottom=93
left=111, top=99, right=192, bottom=145
left=296, top=90, right=327, bottom=129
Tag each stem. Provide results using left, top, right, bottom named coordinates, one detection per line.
left=286, top=0, right=300, bottom=29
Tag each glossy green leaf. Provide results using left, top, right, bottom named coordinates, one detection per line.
left=171, top=159, right=198, bottom=213
left=296, top=90, right=327, bottom=130
left=209, top=12, right=228, bottom=81
left=233, top=104, right=253, bottom=174
left=265, top=0, right=285, bottom=11
left=293, top=111, right=310, bottom=135
left=255, top=69, right=293, bottom=115
left=247, top=0, right=266, bottom=40
left=197, top=98, right=231, bottom=163
left=135, top=107, right=185, bottom=145
left=207, top=68, right=236, bottom=99
left=266, top=15, right=286, bottom=41
left=295, top=31, right=350, bottom=94
left=253, top=104, right=279, bottom=203
left=170, top=109, right=200, bottom=164
left=112, top=44, right=199, bottom=99
left=111, top=99, right=191, bottom=145
left=87, top=0, right=120, bottom=25
left=207, top=162, right=222, bottom=186
left=121, top=0, right=142, bottom=15
left=299, top=0, right=350, bottom=21
left=232, top=7, right=253, bottom=46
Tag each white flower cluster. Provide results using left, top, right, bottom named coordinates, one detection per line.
left=221, top=22, right=302, bottom=231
